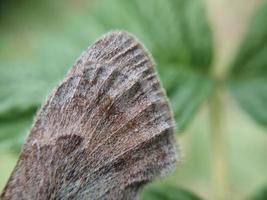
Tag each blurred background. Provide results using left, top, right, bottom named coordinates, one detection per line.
left=0, top=0, right=267, bottom=199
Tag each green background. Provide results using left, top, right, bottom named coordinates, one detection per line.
left=0, top=0, right=267, bottom=199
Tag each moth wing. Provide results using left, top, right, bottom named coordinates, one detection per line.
left=1, top=31, right=178, bottom=200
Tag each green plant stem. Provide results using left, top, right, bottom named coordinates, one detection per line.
left=209, top=82, right=230, bottom=200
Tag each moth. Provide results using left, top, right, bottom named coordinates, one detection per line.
left=1, top=31, right=178, bottom=200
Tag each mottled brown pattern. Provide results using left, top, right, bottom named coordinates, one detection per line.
left=1, top=31, right=178, bottom=200
left=56, top=135, right=83, bottom=155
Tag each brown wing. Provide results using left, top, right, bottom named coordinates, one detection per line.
left=1, top=31, right=178, bottom=200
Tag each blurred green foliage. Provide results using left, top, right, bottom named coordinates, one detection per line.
left=0, top=0, right=267, bottom=199
left=141, top=182, right=202, bottom=200
left=229, top=0, right=267, bottom=126
left=249, top=187, right=267, bottom=200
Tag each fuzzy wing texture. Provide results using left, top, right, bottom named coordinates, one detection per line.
left=1, top=31, right=177, bottom=200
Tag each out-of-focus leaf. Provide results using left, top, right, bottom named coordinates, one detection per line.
left=0, top=116, right=33, bottom=152
left=159, top=65, right=213, bottom=130
left=141, top=182, right=202, bottom=200
left=229, top=0, right=267, bottom=127
left=0, top=32, right=82, bottom=146
left=0, top=34, right=81, bottom=115
left=0, top=106, right=36, bottom=151
left=248, top=186, right=267, bottom=200
left=0, top=151, right=18, bottom=192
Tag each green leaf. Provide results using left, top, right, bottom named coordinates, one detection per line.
left=141, top=182, right=202, bottom=200
left=248, top=186, right=267, bottom=200
left=0, top=29, right=84, bottom=146
left=229, top=0, right=267, bottom=127
left=0, top=116, right=33, bottom=152
left=159, top=65, right=213, bottom=130
left=0, top=151, right=18, bottom=192
left=0, top=105, right=36, bottom=151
